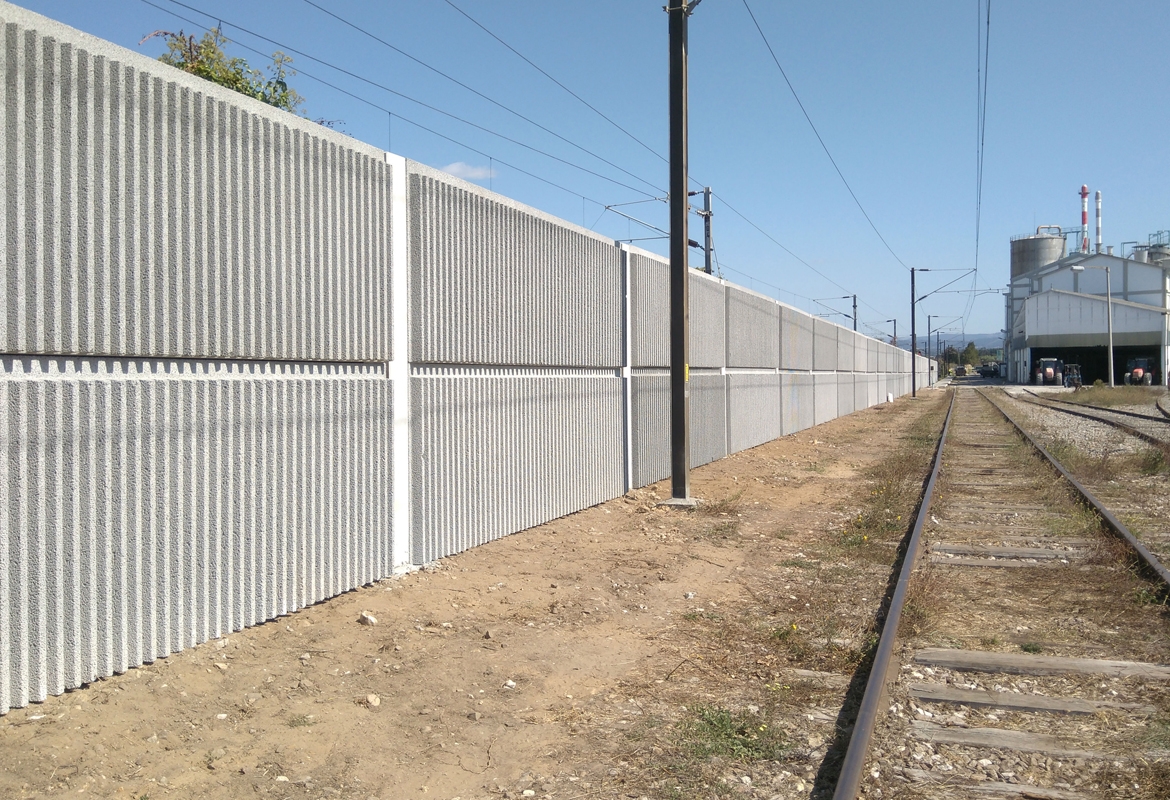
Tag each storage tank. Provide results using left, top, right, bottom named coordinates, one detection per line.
left=1010, top=226, right=1066, bottom=278
left=1148, top=245, right=1170, bottom=265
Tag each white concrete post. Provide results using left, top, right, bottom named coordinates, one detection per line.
left=386, top=153, right=413, bottom=572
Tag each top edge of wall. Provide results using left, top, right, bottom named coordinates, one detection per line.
left=620, top=242, right=668, bottom=263
left=621, top=240, right=893, bottom=350
left=405, top=159, right=619, bottom=248
left=0, top=0, right=387, bottom=162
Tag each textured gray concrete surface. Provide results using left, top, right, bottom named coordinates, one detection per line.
left=408, top=368, right=624, bottom=565
left=689, top=273, right=727, bottom=369
left=0, top=355, right=392, bottom=714
left=688, top=371, right=728, bottom=467
left=781, top=306, right=814, bottom=372
left=813, top=318, right=839, bottom=372
left=407, top=162, right=621, bottom=368
left=837, top=373, right=857, bottom=417
left=781, top=372, right=816, bottom=435
left=629, top=372, right=670, bottom=487
left=628, top=251, right=669, bottom=368
left=0, top=0, right=932, bottom=714
left=726, top=287, right=780, bottom=369
left=727, top=372, right=782, bottom=453
left=0, top=7, right=392, bottom=363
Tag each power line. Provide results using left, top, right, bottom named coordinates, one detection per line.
left=440, top=0, right=667, bottom=167
left=147, top=0, right=895, bottom=322
left=298, top=0, right=664, bottom=196
left=147, top=0, right=659, bottom=200
left=136, top=0, right=672, bottom=232
left=713, top=192, right=887, bottom=318
left=967, top=0, right=992, bottom=327
left=431, top=0, right=889, bottom=307
left=740, top=0, right=912, bottom=273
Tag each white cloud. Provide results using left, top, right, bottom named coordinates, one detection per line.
left=441, top=161, right=498, bottom=181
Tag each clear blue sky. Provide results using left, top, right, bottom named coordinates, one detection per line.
left=15, top=0, right=1170, bottom=344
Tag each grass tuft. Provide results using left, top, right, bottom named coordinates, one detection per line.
left=677, top=705, right=786, bottom=761
left=697, top=491, right=744, bottom=516
left=1064, top=385, right=1160, bottom=407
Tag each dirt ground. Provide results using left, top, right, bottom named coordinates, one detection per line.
left=0, top=389, right=950, bottom=800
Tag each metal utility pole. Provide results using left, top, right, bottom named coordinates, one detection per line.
left=852, top=295, right=858, bottom=332
left=911, top=268, right=917, bottom=398
left=910, top=268, right=931, bottom=397
left=688, top=187, right=713, bottom=275
left=703, top=187, right=713, bottom=275
left=667, top=0, right=698, bottom=501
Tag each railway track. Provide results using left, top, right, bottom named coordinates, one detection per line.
left=834, top=387, right=1170, bottom=800
left=1019, top=390, right=1170, bottom=449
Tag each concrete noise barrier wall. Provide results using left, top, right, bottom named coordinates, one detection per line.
left=0, top=2, right=409, bottom=714
left=0, top=1, right=931, bottom=713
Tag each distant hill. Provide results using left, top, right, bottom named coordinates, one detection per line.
left=896, top=333, right=1004, bottom=352
left=955, top=333, right=1005, bottom=350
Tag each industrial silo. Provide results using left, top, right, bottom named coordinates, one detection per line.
left=1010, top=226, right=1066, bottom=279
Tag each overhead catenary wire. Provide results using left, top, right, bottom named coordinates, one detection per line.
left=136, top=0, right=672, bottom=235
left=438, top=0, right=890, bottom=303
left=398, top=0, right=897, bottom=315
left=145, top=0, right=659, bottom=200
left=440, top=0, right=668, bottom=169
left=713, top=192, right=887, bottom=318
left=965, top=0, right=992, bottom=328
left=740, top=0, right=912, bottom=273
left=297, top=0, right=665, bottom=196
left=147, top=0, right=899, bottom=326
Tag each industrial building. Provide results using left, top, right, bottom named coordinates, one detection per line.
left=1004, top=187, right=1170, bottom=385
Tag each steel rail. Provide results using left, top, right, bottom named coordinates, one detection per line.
left=982, top=390, right=1170, bottom=587
left=831, top=389, right=956, bottom=800
left=1023, top=389, right=1170, bottom=425
left=1015, top=392, right=1170, bottom=452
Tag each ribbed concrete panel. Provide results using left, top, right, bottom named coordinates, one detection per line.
left=837, top=373, right=856, bottom=417
left=688, top=372, right=727, bottom=466
left=726, top=288, right=779, bottom=368
left=628, top=251, right=669, bottom=368
left=0, top=6, right=391, bottom=362
left=856, top=375, right=867, bottom=408
left=781, top=373, right=814, bottom=435
left=727, top=373, right=780, bottom=453
left=630, top=372, right=669, bottom=487
left=689, top=273, right=726, bottom=368
left=853, top=332, right=867, bottom=373
left=813, top=319, right=838, bottom=372
left=813, top=373, right=838, bottom=426
left=408, top=163, right=621, bottom=367
left=0, top=355, right=392, bottom=714
left=857, top=374, right=873, bottom=410
left=867, top=339, right=878, bottom=373
left=836, top=326, right=855, bottom=372
left=781, top=307, right=813, bottom=371
left=410, top=369, right=624, bottom=563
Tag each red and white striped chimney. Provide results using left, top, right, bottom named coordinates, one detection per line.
left=1080, top=184, right=1090, bottom=253
left=1095, top=190, right=1102, bottom=253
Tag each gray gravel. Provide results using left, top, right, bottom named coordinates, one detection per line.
left=999, top=389, right=1146, bottom=459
